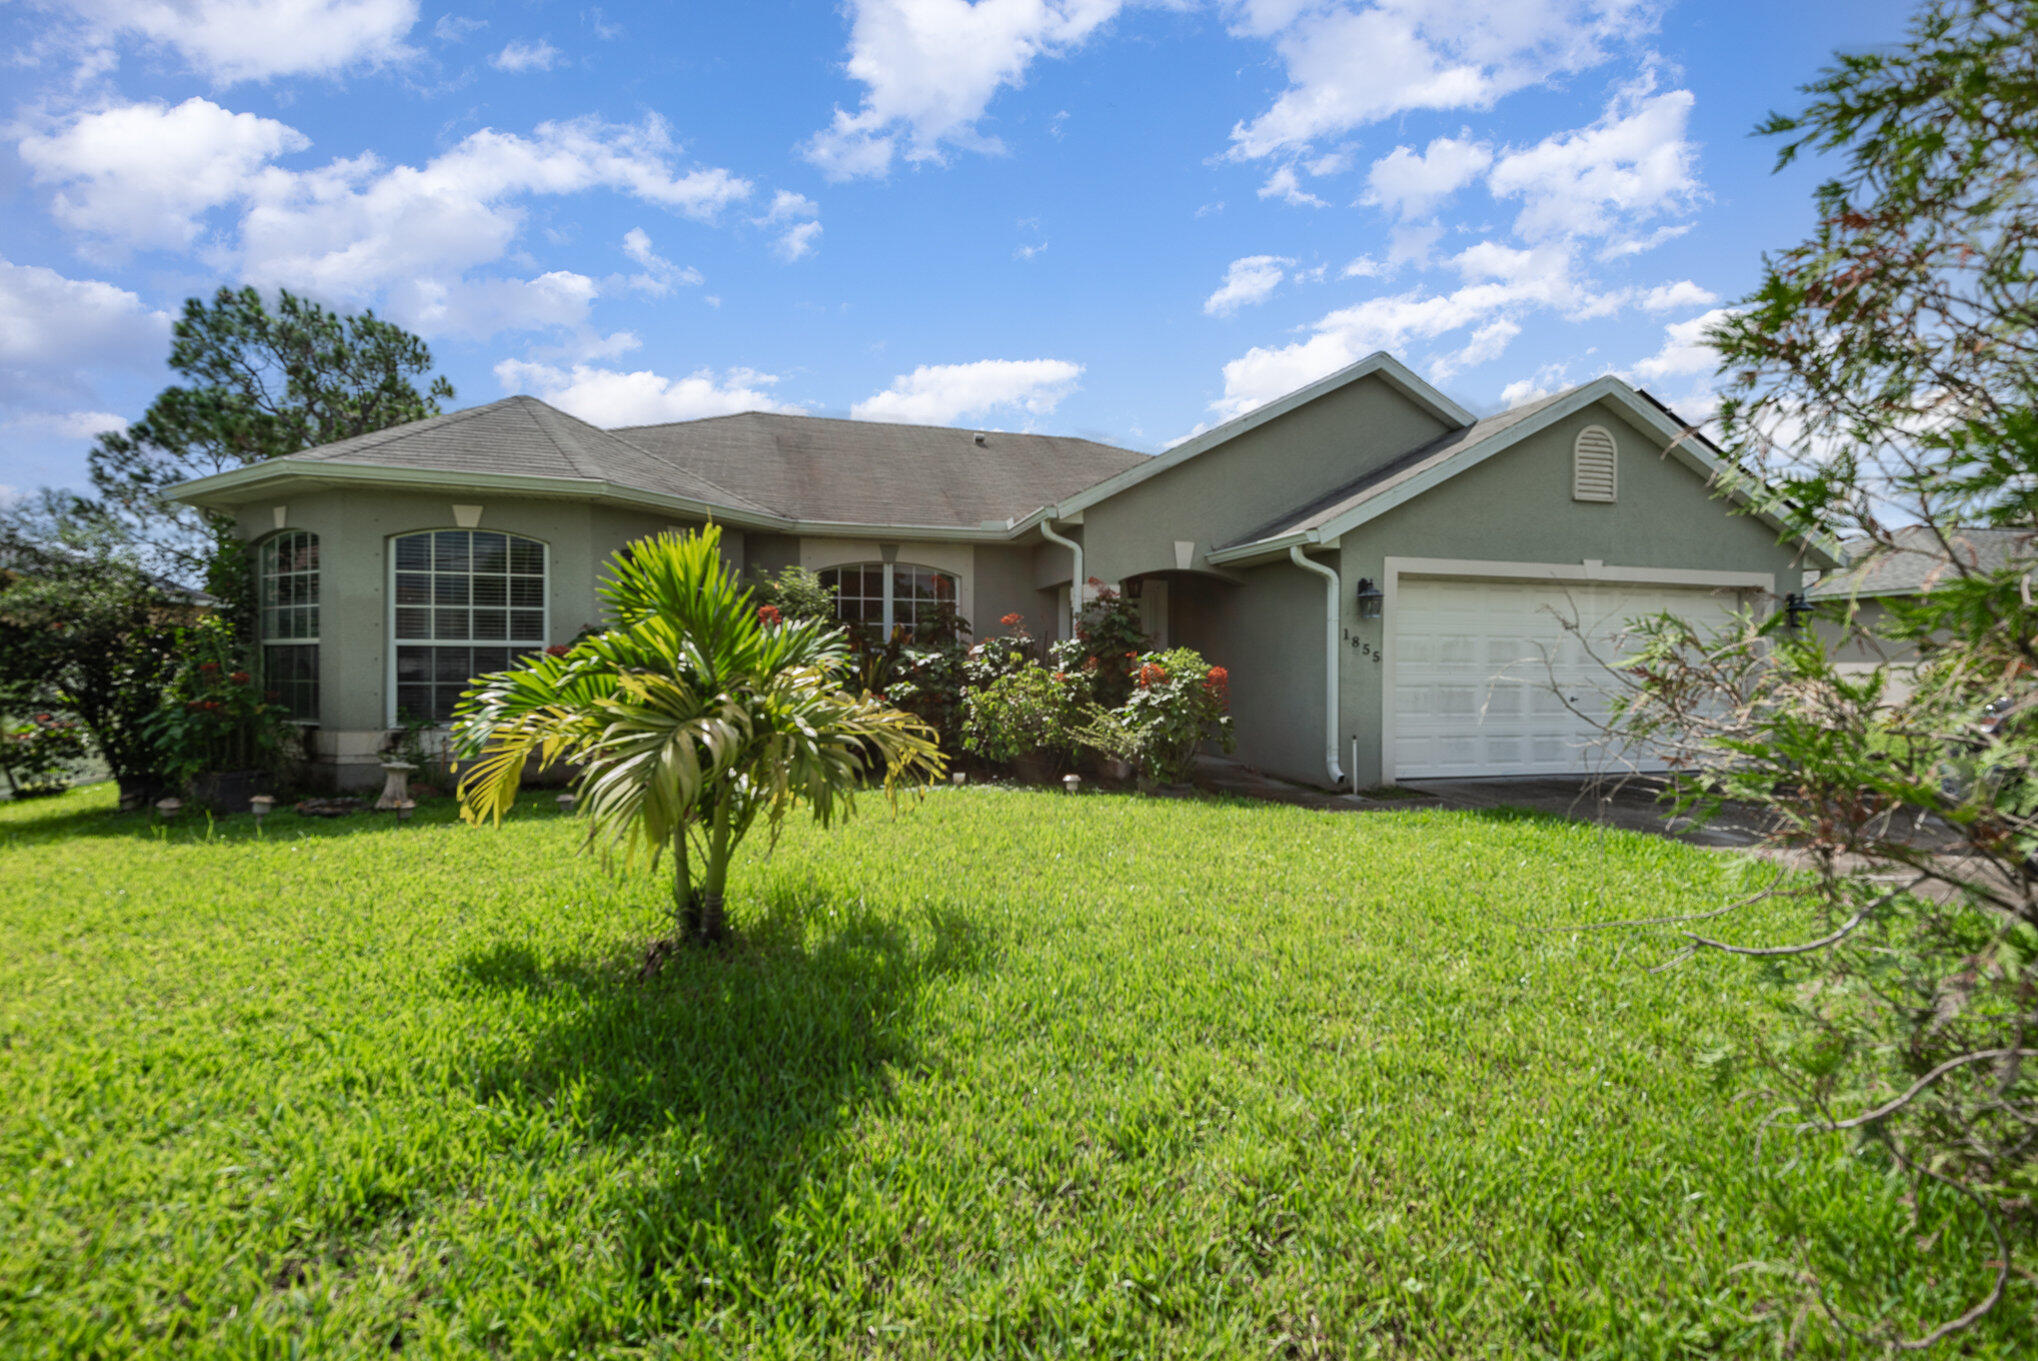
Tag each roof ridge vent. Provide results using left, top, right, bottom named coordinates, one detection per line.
left=973, top=433, right=988, bottom=446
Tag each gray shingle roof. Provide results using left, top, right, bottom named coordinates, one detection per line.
left=1219, top=388, right=1573, bottom=549
left=1809, top=525, right=2033, bottom=598
left=280, top=396, right=1148, bottom=529
left=291, top=396, right=776, bottom=515
left=614, top=411, right=1149, bottom=527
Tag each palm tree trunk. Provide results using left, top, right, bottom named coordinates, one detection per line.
left=672, top=823, right=700, bottom=940
left=696, top=800, right=733, bottom=945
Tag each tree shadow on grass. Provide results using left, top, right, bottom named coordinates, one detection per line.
left=454, top=890, right=993, bottom=1345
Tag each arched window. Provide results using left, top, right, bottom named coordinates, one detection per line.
left=817, top=563, right=958, bottom=640
left=390, top=530, right=547, bottom=725
left=258, top=530, right=319, bottom=721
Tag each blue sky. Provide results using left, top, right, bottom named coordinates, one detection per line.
left=2, top=1, right=1918, bottom=497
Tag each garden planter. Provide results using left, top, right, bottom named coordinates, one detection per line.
left=188, top=769, right=263, bottom=814
left=1010, top=750, right=1058, bottom=784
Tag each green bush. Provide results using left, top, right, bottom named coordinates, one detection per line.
left=1077, top=647, right=1234, bottom=784
left=0, top=711, right=90, bottom=799
left=145, top=617, right=293, bottom=785
left=960, top=662, right=1093, bottom=767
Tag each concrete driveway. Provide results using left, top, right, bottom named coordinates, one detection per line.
left=1395, top=775, right=1778, bottom=847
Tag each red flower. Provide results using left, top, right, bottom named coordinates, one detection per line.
left=1052, top=671, right=1067, bottom=682
left=1136, top=662, right=1167, bottom=689
left=1204, top=666, right=1229, bottom=688
left=757, top=604, right=783, bottom=626
left=198, top=661, right=220, bottom=673
left=1000, top=612, right=1024, bottom=629
left=34, top=713, right=51, bottom=723
left=230, top=670, right=251, bottom=684
left=546, top=643, right=572, bottom=657
left=1082, top=657, right=1099, bottom=673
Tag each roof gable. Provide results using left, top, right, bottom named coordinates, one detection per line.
left=1810, top=525, right=2032, bottom=599
left=1050, top=352, right=1474, bottom=519
left=1206, top=376, right=1841, bottom=567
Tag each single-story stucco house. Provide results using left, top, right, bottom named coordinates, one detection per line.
left=1810, top=525, right=2033, bottom=699
left=169, top=352, right=1835, bottom=790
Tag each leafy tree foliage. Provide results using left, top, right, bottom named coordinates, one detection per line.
left=0, top=491, right=183, bottom=796
left=1617, top=2, right=2037, bottom=1343
left=88, top=286, right=453, bottom=606
left=453, top=527, right=944, bottom=946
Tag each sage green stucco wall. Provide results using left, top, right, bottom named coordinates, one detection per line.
left=1330, top=399, right=1811, bottom=786
left=1170, top=569, right=1324, bottom=784
left=232, top=490, right=718, bottom=785
left=1081, top=377, right=1450, bottom=582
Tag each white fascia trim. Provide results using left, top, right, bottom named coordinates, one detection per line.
left=1205, top=530, right=1321, bottom=567
left=169, top=460, right=1057, bottom=544
left=1313, top=378, right=1838, bottom=563
left=1049, top=352, right=1474, bottom=521
left=1375, top=554, right=1776, bottom=787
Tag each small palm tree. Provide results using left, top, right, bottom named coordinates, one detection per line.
left=452, top=526, right=945, bottom=944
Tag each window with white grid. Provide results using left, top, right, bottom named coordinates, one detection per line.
left=258, top=530, right=320, bottom=721
left=816, top=562, right=957, bottom=640
left=390, top=530, right=547, bottom=725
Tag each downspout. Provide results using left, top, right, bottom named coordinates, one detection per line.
left=1039, top=516, right=1083, bottom=625
left=1288, top=544, right=1346, bottom=788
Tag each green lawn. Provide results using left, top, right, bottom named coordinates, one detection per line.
left=0, top=785, right=2024, bottom=1357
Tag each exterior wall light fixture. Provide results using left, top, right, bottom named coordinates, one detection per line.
left=1355, top=578, right=1384, bottom=620
left=1783, top=591, right=1812, bottom=631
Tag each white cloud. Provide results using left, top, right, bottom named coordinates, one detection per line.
left=1487, top=82, right=1701, bottom=239
left=1208, top=239, right=1615, bottom=420
left=432, top=14, right=484, bottom=42
left=619, top=227, right=703, bottom=294
left=18, top=97, right=309, bottom=251
left=1342, top=255, right=1384, bottom=279
left=1499, top=361, right=1573, bottom=406
left=1364, top=134, right=1491, bottom=218
left=17, top=103, right=757, bottom=342
left=1640, top=279, right=1718, bottom=311
left=852, top=358, right=1083, bottom=425
left=754, top=190, right=822, bottom=260
left=1204, top=255, right=1292, bottom=316
left=63, top=0, right=421, bottom=83
left=0, top=259, right=172, bottom=408
left=1257, top=165, right=1325, bottom=208
left=1, top=409, right=131, bottom=440
left=492, top=38, right=560, bottom=72
left=1227, top=1, right=1657, bottom=161
left=803, top=0, right=1129, bottom=179
left=494, top=359, right=796, bottom=425
left=1628, top=306, right=1732, bottom=384
left=1597, top=221, right=1693, bottom=259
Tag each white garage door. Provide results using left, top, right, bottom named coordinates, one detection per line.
left=1391, top=575, right=1744, bottom=779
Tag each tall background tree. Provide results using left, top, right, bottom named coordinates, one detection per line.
left=88, top=286, right=453, bottom=626
left=1613, top=0, right=2036, bottom=1344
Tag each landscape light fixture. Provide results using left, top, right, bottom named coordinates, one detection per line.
left=154, top=796, right=182, bottom=820
left=1355, top=577, right=1384, bottom=620
left=396, top=799, right=416, bottom=823
left=1063, top=773, right=1082, bottom=794
left=249, top=794, right=274, bottom=825
left=556, top=791, right=578, bottom=814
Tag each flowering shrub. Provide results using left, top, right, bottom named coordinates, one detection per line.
left=1, top=712, right=90, bottom=799
left=960, top=662, right=1093, bottom=768
left=963, top=612, right=1038, bottom=690
left=1076, top=647, right=1234, bottom=784
left=1046, top=580, right=1150, bottom=708
left=145, top=617, right=292, bottom=785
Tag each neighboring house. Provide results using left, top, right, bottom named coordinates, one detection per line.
left=1809, top=525, right=2033, bottom=696
left=169, top=352, right=1834, bottom=790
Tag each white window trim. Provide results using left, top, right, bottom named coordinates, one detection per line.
left=384, top=529, right=550, bottom=729
left=819, top=561, right=958, bottom=637
left=1375, top=555, right=1776, bottom=787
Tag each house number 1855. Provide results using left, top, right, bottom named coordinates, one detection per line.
left=1341, top=627, right=1381, bottom=662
